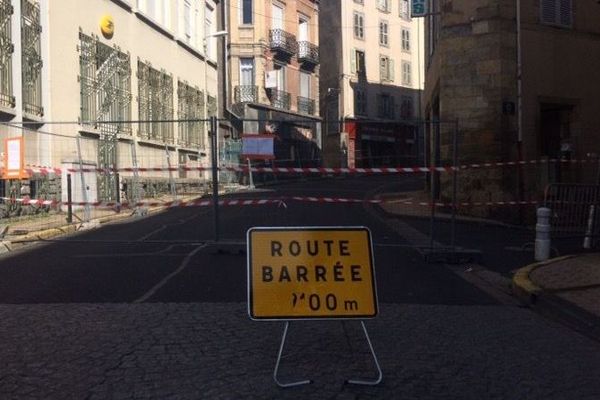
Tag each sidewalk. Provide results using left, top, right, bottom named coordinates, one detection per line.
left=512, top=254, right=600, bottom=340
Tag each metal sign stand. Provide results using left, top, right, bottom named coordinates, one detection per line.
left=273, top=321, right=382, bottom=388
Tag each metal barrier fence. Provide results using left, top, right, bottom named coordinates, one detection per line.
left=1, top=117, right=590, bottom=260
left=544, top=184, right=600, bottom=247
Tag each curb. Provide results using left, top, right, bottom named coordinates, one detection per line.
left=512, top=254, right=600, bottom=342
left=1, top=205, right=168, bottom=253
left=511, top=255, right=575, bottom=304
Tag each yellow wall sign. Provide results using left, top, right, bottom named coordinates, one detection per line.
left=247, top=227, right=378, bottom=320
left=100, top=15, right=114, bottom=39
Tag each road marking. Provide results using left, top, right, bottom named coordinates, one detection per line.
left=134, top=244, right=208, bottom=303
left=71, top=244, right=200, bottom=258
left=137, top=212, right=204, bottom=242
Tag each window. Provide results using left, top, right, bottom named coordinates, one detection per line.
left=351, top=49, right=366, bottom=77
left=272, top=3, right=283, bottom=30
left=401, top=28, right=411, bottom=51
left=540, top=0, right=572, bottom=28
left=240, top=58, right=255, bottom=86
left=298, top=15, right=309, bottom=41
left=402, top=61, right=412, bottom=86
left=79, top=32, right=132, bottom=134
left=377, top=94, right=395, bottom=119
left=299, top=71, right=310, bottom=99
left=354, top=0, right=363, bottom=4
left=183, top=0, right=192, bottom=42
left=177, top=80, right=205, bottom=148
left=205, top=5, right=214, bottom=58
left=237, top=58, right=256, bottom=102
left=380, top=56, right=394, bottom=82
left=240, top=0, right=253, bottom=24
left=379, top=21, right=388, bottom=46
left=354, top=88, right=367, bottom=116
left=298, top=71, right=313, bottom=114
left=137, top=60, right=174, bottom=143
left=138, top=0, right=171, bottom=29
left=353, top=12, right=364, bottom=39
left=377, top=0, right=390, bottom=12
left=400, top=96, right=413, bottom=119
left=274, top=63, right=286, bottom=90
left=0, top=0, right=14, bottom=109
left=400, top=0, right=410, bottom=19
left=22, top=0, right=43, bottom=116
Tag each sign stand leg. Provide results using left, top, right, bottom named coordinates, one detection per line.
left=273, top=322, right=312, bottom=388
left=346, top=321, right=383, bottom=386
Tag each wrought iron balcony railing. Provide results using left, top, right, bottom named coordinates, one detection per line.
left=234, top=85, right=258, bottom=103
left=297, top=96, right=315, bottom=115
left=297, top=41, right=319, bottom=65
left=268, top=88, right=291, bottom=110
left=269, top=29, right=297, bottom=56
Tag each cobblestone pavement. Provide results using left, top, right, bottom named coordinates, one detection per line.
left=1, top=303, right=599, bottom=399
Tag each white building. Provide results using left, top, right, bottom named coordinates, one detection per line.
left=0, top=0, right=221, bottom=200
left=320, top=0, right=425, bottom=168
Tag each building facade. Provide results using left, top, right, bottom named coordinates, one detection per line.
left=218, top=0, right=321, bottom=168
left=423, top=0, right=600, bottom=207
left=320, top=0, right=425, bottom=168
left=0, top=0, right=220, bottom=202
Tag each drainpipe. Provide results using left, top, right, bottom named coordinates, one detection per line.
left=516, top=0, right=525, bottom=219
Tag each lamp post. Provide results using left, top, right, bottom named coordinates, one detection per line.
left=203, top=30, right=227, bottom=243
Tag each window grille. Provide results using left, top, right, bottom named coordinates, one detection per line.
left=0, top=0, right=14, bottom=109
left=79, top=32, right=132, bottom=133
left=177, top=80, right=204, bottom=148
left=137, top=60, right=174, bottom=143
left=21, top=0, right=43, bottom=116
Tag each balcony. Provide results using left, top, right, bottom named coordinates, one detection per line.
left=268, top=88, right=291, bottom=110
left=234, top=85, right=258, bottom=103
left=297, top=41, right=319, bottom=65
left=297, top=96, right=315, bottom=115
left=269, top=29, right=297, bottom=56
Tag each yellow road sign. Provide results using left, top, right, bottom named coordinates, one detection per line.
left=247, top=227, right=378, bottom=320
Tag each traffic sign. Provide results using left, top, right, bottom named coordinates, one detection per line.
left=247, top=227, right=378, bottom=320
left=411, top=0, right=428, bottom=17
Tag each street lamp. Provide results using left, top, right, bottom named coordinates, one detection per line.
left=202, top=30, right=228, bottom=169
left=203, top=30, right=228, bottom=126
left=203, top=30, right=227, bottom=243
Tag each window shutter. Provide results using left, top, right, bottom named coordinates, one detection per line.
left=350, top=49, right=357, bottom=73
left=389, top=59, right=395, bottom=82
left=379, top=57, right=385, bottom=80
left=540, top=0, right=556, bottom=24
left=559, top=0, right=572, bottom=27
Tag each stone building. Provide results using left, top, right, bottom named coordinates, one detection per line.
left=0, top=0, right=220, bottom=202
left=217, top=0, right=321, bottom=168
left=423, top=0, right=600, bottom=208
left=319, top=0, right=425, bottom=168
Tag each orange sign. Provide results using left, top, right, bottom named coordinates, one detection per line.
left=247, top=227, right=378, bottom=320
left=3, top=137, right=26, bottom=179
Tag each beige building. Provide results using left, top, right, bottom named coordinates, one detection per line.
left=0, top=0, right=221, bottom=201
left=423, top=0, right=600, bottom=210
left=218, top=0, right=321, bottom=167
left=320, top=0, right=425, bottom=168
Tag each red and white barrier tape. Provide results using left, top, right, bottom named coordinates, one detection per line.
left=1, top=196, right=538, bottom=209
left=24, top=158, right=592, bottom=176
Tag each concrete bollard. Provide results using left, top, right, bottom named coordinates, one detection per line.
left=535, top=207, right=551, bottom=261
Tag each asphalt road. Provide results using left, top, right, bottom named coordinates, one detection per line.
left=0, top=175, right=496, bottom=305
left=2, top=175, right=600, bottom=399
